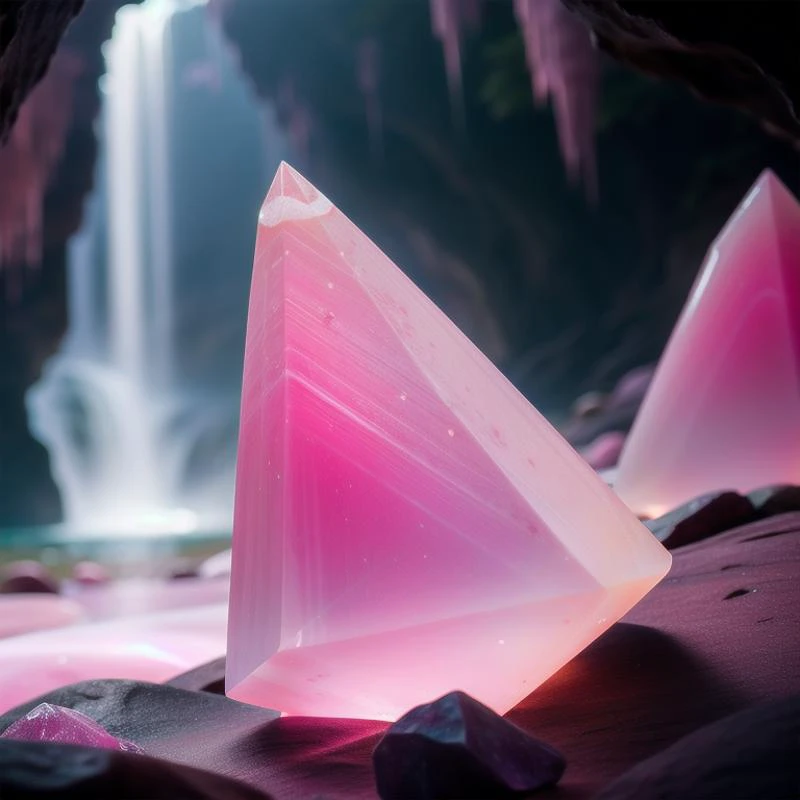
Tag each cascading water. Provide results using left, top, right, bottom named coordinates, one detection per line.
left=27, top=0, right=285, bottom=535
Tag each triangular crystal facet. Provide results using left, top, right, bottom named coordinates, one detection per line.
left=227, top=162, right=671, bottom=720
left=615, top=170, right=800, bottom=518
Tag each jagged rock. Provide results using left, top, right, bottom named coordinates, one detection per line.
left=594, top=696, right=800, bottom=800
left=645, top=491, right=756, bottom=548
left=748, top=484, right=800, bottom=519
left=372, top=691, right=565, bottom=799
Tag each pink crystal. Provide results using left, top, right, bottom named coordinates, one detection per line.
left=1, top=703, right=142, bottom=753
left=615, top=171, right=800, bottom=518
left=225, top=163, right=671, bottom=721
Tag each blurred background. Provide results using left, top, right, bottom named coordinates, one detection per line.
left=0, top=0, right=797, bottom=552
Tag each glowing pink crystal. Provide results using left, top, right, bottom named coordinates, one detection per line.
left=226, top=163, right=670, bottom=721
left=615, top=171, right=800, bottom=518
left=1, top=703, right=143, bottom=753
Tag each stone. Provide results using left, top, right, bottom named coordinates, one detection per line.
left=594, top=696, right=800, bottom=800
left=748, top=484, right=800, bottom=518
left=645, top=491, right=757, bottom=549
left=0, top=739, right=272, bottom=800
left=372, top=690, right=565, bottom=799
left=0, top=596, right=83, bottom=639
left=1, top=703, right=142, bottom=753
left=226, top=162, right=671, bottom=720
left=0, top=560, right=59, bottom=594
left=616, top=171, right=800, bottom=518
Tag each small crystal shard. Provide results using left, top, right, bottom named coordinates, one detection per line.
left=615, top=171, right=800, bottom=518
left=226, top=162, right=671, bottom=720
left=1, top=703, right=142, bottom=753
left=373, top=690, right=565, bottom=799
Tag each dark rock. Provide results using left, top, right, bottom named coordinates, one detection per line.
left=0, top=561, right=59, bottom=594
left=564, top=0, right=800, bottom=145
left=748, top=484, right=800, bottom=519
left=594, top=695, right=800, bottom=800
left=0, top=0, right=85, bottom=140
left=373, top=691, right=565, bottom=800
left=167, top=657, right=226, bottom=695
left=0, top=738, right=272, bottom=799
left=645, top=491, right=756, bottom=549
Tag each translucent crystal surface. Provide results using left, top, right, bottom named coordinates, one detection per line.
left=226, top=163, right=671, bottom=720
left=1, top=703, right=142, bottom=752
left=616, top=171, right=800, bottom=517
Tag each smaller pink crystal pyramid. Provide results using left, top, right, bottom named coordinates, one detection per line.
left=616, top=170, right=800, bottom=517
left=227, top=163, right=671, bottom=721
left=1, top=703, right=142, bottom=752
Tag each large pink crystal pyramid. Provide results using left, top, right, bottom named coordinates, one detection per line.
left=616, top=171, right=800, bottom=518
left=226, top=163, right=671, bottom=720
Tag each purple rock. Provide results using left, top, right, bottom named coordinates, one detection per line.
left=748, top=485, right=800, bottom=519
left=645, top=491, right=756, bottom=549
left=0, top=561, right=59, bottom=594
left=1, top=703, right=143, bottom=753
left=372, top=691, right=565, bottom=799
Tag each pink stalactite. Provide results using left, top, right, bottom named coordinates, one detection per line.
left=357, top=37, right=383, bottom=161
left=430, top=0, right=482, bottom=123
left=0, top=49, right=83, bottom=298
left=513, top=0, right=599, bottom=199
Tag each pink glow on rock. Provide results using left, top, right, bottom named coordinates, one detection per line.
left=225, top=162, right=671, bottom=721
left=615, top=171, right=800, bottom=518
left=0, top=596, right=83, bottom=639
left=513, top=0, right=599, bottom=197
left=0, top=49, right=82, bottom=299
left=2, top=703, right=143, bottom=753
left=0, top=604, right=227, bottom=714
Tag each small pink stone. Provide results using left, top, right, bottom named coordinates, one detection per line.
left=226, top=163, right=671, bottom=721
left=616, top=171, right=800, bottom=518
left=1, top=703, right=142, bottom=753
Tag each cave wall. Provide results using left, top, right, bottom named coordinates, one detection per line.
left=0, top=0, right=798, bottom=526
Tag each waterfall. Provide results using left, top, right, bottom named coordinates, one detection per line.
left=26, top=0, right=285, bottom=535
